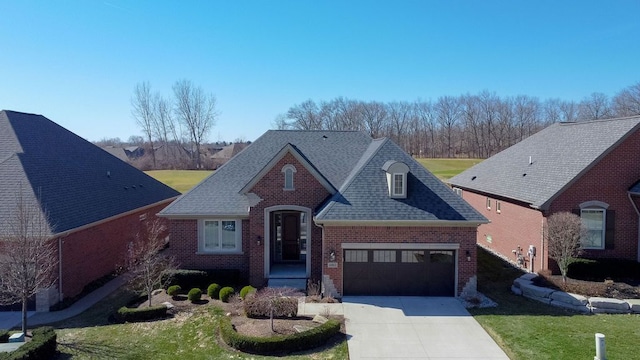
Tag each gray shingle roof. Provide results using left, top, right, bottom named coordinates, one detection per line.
left=0, top=110, right=180, bottom=235
left=160, top=130, right=373, bottom=216
left=161, top=130, right=487, bottom=224
left=315, top=138, right=487, bottom=222
left=449, top=116, right=640, bottom=209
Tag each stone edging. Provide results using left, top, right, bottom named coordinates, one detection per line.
left=511, top=273, right=640, bottom=314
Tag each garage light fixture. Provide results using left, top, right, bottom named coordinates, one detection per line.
left=466, top=250, right=471, bottom=262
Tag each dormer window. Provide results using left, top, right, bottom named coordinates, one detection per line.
left=281, top=164, right=297, bottom=190
left=382, top=160, right=409, bottom=199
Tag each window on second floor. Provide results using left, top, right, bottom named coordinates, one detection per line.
left=281, top=164, right=297, bottom=190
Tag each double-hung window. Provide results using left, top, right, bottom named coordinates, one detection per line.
left=201, top=219, right=242, bottom=253
left=581, top=208, right=605, bottom=249
left=392, top=173, right=406, bottom=197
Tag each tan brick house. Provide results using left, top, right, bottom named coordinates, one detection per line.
left=160, top=130, right=486, bottom=297
left=0, top=110, right=180, bottom=310
left=449, top=115, right=640, bottom=273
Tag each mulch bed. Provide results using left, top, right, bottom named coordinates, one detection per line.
left=534, top=275, right=640, bottom=299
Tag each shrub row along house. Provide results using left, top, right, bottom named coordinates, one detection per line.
left=449, top=115, right=640, bottom=272
left=0, top=110, right=179, bottom=311
left=159, top=130, right=487, bottom=297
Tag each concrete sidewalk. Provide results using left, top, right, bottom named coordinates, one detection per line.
left=0, top=274, right=128, bottom=330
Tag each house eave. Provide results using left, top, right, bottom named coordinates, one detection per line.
left=313, top=218, right=487, bottom=227
left=158, top=212, right=250, bottom=220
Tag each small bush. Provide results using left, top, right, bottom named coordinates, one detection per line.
left=188, top=288, right=202, bottom=302
left=207, top=283, right=221, bottom=299
left=220, top=316, right=340, bottom=354
left=244, top=290, right=298, bottom=318
left=167, top=285, right=181, bottom=296
left=240, top=285, right=256, bottom=300
left=219, top=287, right=235, bottom=303
left=117, top=305, right=168, bottom=323
left=0, top=326, right=57, bottom=360
left=162, top=269, right=209, bottom=290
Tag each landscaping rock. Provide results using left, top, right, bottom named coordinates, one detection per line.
left=293, top=325, right=313, bottom=333
left=624, top=299, right=640, bottom=313
left=521, top=283, right=555, bottom=299
left=590, top=307, right=629, bottom=314
left=161, top=301, right=175, bottom=310
left=152, top=289, right=164, bottom=296
left=550, top=291, right=588, bottom=306
left=519, top=273, right=538, bottom=281
left=513, top=277, right=533, bottom=289
left=589, top=297, right=630, bottom=311
left=511, top=285, right=523, bottom=296
left=312, top=315, right=328, bottom=324
left=523, top=293, right=551, bottom=305
left=549, top=300, right=590, bottom=313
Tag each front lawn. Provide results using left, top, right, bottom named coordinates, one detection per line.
left=53, top=289, right=347, bottom=359
left=471, top=247, right=640, bottom=360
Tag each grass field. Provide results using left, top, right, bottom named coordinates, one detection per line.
left=470, top=247, right=640, bottom=360
left=145, top=159, right=480, bottom=194
left=416, top=158, right=481, bottom=180
left=145, top=170, right=212, bottom=193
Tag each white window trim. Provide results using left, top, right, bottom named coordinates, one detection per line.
left=486, top=198, right=491, bottom=210
left=281, top=164, right=297, bottom=191
left=453, top=187, right=463, bottom=196
left=392, top=173, right=406, bottom=198
left=198, top=219, right=243, bottom=254
left=580, top=208, right=606, bottom=250
left=496, top=201, right=501, bottom=214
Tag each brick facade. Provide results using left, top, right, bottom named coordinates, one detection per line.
left=322, top=225, right=478, bottom=296
left=56, top=201, right=173, bottom=300
left=462, top=130, right=640, bottom=271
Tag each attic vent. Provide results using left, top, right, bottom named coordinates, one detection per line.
left=132, top=185, right=136, bottom=189
left=529, top=156, right=533, bottom=165
left=107, top=171, right=111, bottom=178
left=124, top=186, right=128, bottom=190
left=471, top=176, right=477, bottom=181
left=322, top=135, right=328, bottom=139
left=522, top=173, right=527, bottom=177
left=139, top=184, right=143, bottom=187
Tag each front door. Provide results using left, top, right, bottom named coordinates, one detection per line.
left=281, top=213, right=300, bottom=260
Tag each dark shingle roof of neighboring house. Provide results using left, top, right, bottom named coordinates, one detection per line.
left=161, top=130, right=487, bottom=224
left=449, top=116, right=640, bottom=210
left=0, top=110, right=180, bottom=235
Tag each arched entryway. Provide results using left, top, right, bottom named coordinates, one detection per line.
left=264, top=206, right=312, bottom=283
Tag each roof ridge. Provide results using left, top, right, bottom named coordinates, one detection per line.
left=559, top=115, right=640, bottom=126
left=316, top=138, right=388, bottom=218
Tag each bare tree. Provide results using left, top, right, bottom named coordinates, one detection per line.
left=578, top=92, right=614, bottom=120
left=0, top=191, right=57, bottom=334
left=126, top=216, right=176, bottom=307
left=173, top=80, right=218, bottom=169
left=132, top=82, right=157, bottom=168
left=613, top=81, right=640, bottom=117
left=546, top=212, right=587, bottom=283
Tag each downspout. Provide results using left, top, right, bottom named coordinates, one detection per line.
left=627, top=193, right=640, bottom=262
left=58, top=237, right=63, bottom=303
left=540, top=216, right=545, bottom=272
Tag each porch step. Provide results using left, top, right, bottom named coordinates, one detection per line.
left=267, top=278, right=307, bottom=290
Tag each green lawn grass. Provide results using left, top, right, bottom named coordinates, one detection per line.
left=145, top=170, right=212, bottom=193
left=417, top=158, right=481, bottom=180
left=470, top=247, right=640, bottom=360
left=54, top=290, right=348, bottom=359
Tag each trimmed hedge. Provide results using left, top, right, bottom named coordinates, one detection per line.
left=162, top=269, right=241, bottom=290
left=219, top=287, right=235, bottom=303
left=207, top=283, right=221, bottom=299
left=239, top=286, right=256, bottom=300
left=117, top=305, right=168, bottom=322
left=568, top=258, right=640, bottom=282
left=188, top=288, right=202, bottom=302
left=0, top=327, right=56, bottom=360
left=0, top=330, right=8, bottom=343
left=167, top=285, right=181, bottom=296
left=220, top=316, right=340, bottom=354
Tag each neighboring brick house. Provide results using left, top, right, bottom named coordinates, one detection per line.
left=159, top=130, right=487, bottom=297
left=449, top=115, right=640, bottom=273
left=0, top=110, right=180, bottom=311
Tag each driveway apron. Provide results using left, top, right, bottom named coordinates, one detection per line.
left=343, top=296, right=509, bottom=360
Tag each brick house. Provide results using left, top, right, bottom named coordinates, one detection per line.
left=0, top=110, right=180, bottom=310
left=449, top=115, right=640, bottom=273
left=159, top=130, right=486, bottom=297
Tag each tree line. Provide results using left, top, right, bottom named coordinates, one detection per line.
left=276, top=82, right=640, bottom=158
left=131, top=80, right=218, bottom=169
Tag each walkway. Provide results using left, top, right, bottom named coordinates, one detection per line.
left=0, top=274, right=128, bottom=330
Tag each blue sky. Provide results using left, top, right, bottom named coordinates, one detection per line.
left=1, top=1, right=639, bottom=142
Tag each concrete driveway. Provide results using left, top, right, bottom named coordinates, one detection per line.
left=342, top=296, right=509, bottom=359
